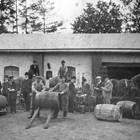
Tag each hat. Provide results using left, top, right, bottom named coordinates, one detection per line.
left=71, top=76, right=76, bottom=79
left=61, top=60, right=65, bottom=63
left=96, top=76, right=101, bottom=79
left=9, top=76, right=14, bottom=79
left=24, top=72, right=29, bottom=76
left=35, top=76, right=42, bottom=79
left=33, top=60, right=37, bottom=63
left=103, top=75, right=109, bottom=80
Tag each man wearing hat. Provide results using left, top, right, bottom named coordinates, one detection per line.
left=58, top=60, right=68, bottom=79
left=7, top=76, right=17, bottom=113
left=28, top=76, right=45, bottom=118
left=82, top=78, right=92, bottom=111
left=2, top=75, right=9, bottom=102
left=94, top=76, right=104, bottom=105
left=101, top=75, right=113, bottom=104
left=21, top=72, right=32, bottom=111
left=29, top=60, right=40, bottom=78
left=68, top=76, right=77, bottom=113
left=51, top=76, right=69, bottom=118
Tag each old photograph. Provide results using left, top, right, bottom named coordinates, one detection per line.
left=0, top=0, right=140, bottom=140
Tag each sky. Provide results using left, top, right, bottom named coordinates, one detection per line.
left=53, top=0, right=120, bottom=33
left=22, top=0, right=121, bottom=33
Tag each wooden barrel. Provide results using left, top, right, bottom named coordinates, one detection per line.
left=0, top=95, right=8, bottom=109
left=35, top=91, right=59, bottom=109
left=117, top=101, right=139, bottom=118
left=94, top=104, right=122, bottom=122
left=49, top=76, right=61, bottom=88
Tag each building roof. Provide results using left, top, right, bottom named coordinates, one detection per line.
left=0, top=33, right=140, bottom=52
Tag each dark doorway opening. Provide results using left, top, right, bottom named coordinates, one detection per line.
left=107, top=67, right=140, bottom=79
left=102, top=63, right=140, bottom=79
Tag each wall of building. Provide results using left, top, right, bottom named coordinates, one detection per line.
left=102, top=53, right=140, bottom=63
left=44, top=52, right=92, bottom=87
left=0, top=52, right=33, bottom=81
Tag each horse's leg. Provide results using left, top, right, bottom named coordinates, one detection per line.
left=44, top=109, right=54, bottom=129
left=25, top=107, right=40, bottom=129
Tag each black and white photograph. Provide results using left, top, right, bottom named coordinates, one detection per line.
left=0, top=0, right=140, bottom=140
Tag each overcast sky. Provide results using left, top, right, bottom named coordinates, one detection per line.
left=53, top=0, right=120, bottom=33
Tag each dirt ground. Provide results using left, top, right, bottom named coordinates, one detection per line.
left=0, top=109, right=140, bottom=140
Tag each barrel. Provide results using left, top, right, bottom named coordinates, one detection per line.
left=117, top=101, right=139, bottom=118
left=0, top=95, right=8, bottom=109
left=94, top=104, right=122, bottom=122
left=49, top=76, right=61, bottom=88
left=35, top=91, right=60, bottom=109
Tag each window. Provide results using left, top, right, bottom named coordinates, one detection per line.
left=66, top=66, right=76, bottom=82
left=4, top=66, right=19, bottom=78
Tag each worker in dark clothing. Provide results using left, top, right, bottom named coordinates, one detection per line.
left=2, top=75, right=9, bottom=102
left=82, top=78, right=92, bottom=111
left=51, top=76, right=69, bottom=118
left=21, top=72, right=32, bottom=111
left=69, top=76, right=77, bottom=113
left=28, top=76, right=45, bottom=118
left=94, top=76, right=104, bottom=105
left=58, top=60, right=68, bottom=79
left=8, top=76, right=17, bottom=113
left=29, top=60, right=40, bottom=78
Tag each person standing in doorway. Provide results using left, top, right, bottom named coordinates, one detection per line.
left=21, top=72, right=32, bottom=111
left=68, top=76, right=77, bottom=113
left=101, top=75, right=113, bottom=104
left=28, top=76, right=45, bottom=118
left=29, top=60, right=40, bottom=78
left=8, top=76, right=17, bottom=113
left=94, top=76, right=104, bottom=105
left=51, top=76, right=69, bottom=118
left=58, top=60, right=68, bottom=79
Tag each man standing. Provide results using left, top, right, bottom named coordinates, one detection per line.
left=58, top=60, right=68, bottom=79
left=51, top=76, right=69, bottom=118
left=101, top=75, right=113, bottom=104
left=28, top=76, right=45, bottom=118
left=21, top=72, right=32, bottom=111
left=2, top=75, right=9, bottom=102
left=8, top=76, right=17, bottom=113
left=69, top=76, right=76, bottom=113
left=30, top=60, right=40, bottom=77
left=94, top=76, right=104, bottom=105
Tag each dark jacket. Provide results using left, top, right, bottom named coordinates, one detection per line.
left=94, top=82, right=104, bottom=97
left=21, top=79, right=32, bottom=94
left=30, top=64, right=40, bottom=76
left=8, top=81, right=17, bottom=95
left=2, top=81, right=9, bottom=97
left=69, top=82, right=76, bottom=97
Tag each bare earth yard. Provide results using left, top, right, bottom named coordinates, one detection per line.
left=0, top=109, right=140, bottom=140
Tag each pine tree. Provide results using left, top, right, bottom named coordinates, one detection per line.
left=120, top=0, right=140, bottom=33
left=0, top=0, right=16, bottom=33
left=72, top=1, right=122, bottom=33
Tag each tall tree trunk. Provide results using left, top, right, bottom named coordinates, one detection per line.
left=25, top=0, right=28, bottom=34
left=16, top=0, right=18, bottom=33
left=44, top=11, right=45, bottom=33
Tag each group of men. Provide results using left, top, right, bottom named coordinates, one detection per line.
left=1, top=59, right=113, bottom=119
left=94, top=75, right=113, bottom=104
